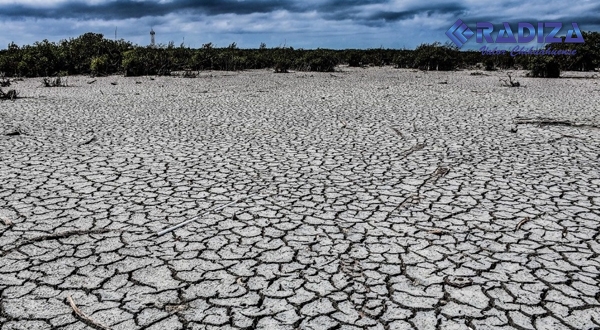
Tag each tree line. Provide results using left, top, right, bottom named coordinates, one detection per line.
left=0, top=32, right=598, bottom=77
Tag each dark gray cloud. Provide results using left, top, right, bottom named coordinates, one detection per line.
left=0, top=0, right=598, bottom=50
left=0, top=0, right=466, bottom=22
left=0, top=0, right=301, bottom=20
left=368, top=3, right=466, bottom=22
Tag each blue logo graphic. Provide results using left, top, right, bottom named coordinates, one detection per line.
left=446, top=20, right=585, bottom=48
left=445, top=19, right=474, bottom=48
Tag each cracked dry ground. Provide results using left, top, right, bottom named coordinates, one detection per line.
left=1, top=68, right=599, bottom=330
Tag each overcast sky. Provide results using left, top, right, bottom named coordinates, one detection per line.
left=1, top=0, right=599, bottom=50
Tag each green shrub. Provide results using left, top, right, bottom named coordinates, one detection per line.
left=527, top=57, right=561, bottom=78
left=90, top=55, right=109, bottom=75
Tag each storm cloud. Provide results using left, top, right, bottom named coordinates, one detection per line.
left=0, top=0, right=598, bottom=49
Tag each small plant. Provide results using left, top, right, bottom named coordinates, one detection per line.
left=0, top=88, right=18, bottom=100
left=274, top=58, right=290, bottom=73
left=182, top=70, right=198, bottom=78
left=484, top=59, right=496, bottom=71
left=0, top=73, right=10, bottom=87
left=42, top=76, right=68, bottom=87
left=500, top=72, right=520, bottom=87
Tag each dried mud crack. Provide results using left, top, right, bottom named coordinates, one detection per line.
left=1, top=68, right=599, bottom=330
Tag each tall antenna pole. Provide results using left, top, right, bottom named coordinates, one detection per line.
left=150, top=27, right=156, bottom=47
left=115, top=27, right=117, bottom=40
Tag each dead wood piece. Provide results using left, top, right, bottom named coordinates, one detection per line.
left=433, top=167, right=450, bottom=177
left=87, top=80, right=97, bottom=84
left=29, top=229, right=111, bottom=243
left=165, top=304, right=188, bottom=313
left=110, top=82, right=117, bottom=85
left=5, top=130, right=21, bottom=136
left=514, top=117, right=600, bottom=129
left=390, top=127, right=404, bottom=139
left=500, top=73, right=520, bottom=87
left=1, top=216, right=13, bottom=226
left=428, top=229, right=449, bottom=236
left=515, top=217, right=531, bottom=231
left=445, top=276, right=473, bottom=288
left=0, top=88, right=18, bottom=100
left=79, top=136, right=97, bottom=146
left=401, top=143, right=426, bottom=157
left=66, top=295, right=111, bottom=330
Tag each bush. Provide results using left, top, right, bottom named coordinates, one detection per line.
left=347, top=51, right=364, bottom=67
left=393, top=51, right=415, bottom=68
left=295, top=50, right=338, bottom=72
left=527, top=57, right=561, bottom=78
left=90, top=55, right=109, bottom=75
left=274, top=59, right=290, bottom=73
left=412, top=42, right=459, bottom=71
left=42, top=76, right=67, bottom=87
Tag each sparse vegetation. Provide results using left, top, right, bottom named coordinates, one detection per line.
left=526, top=57, right=561, bottom=78
left=500, top=73, right=521, bottom=87
left=0, top=88, right=18, bottom=100
left=42, top=76, right=68, bottom=87
left=0, top=73, right=10, bottom=87
left=0, top=31, right=598, bottom=77
left=181, top=70, right=198, bottom=78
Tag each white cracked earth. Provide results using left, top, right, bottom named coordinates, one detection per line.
left=0, top=67, right=599, bottom=330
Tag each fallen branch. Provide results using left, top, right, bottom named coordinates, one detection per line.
left=514, top=117, right=600, bottom=129
left=1, top=228, right=113, bottom=257
left=156, top=193, right=261, bottom=236
left=28, top=228, right=111, bottom=243
left=401, top=143, right=426, bottom=157
left=515, top=217, right=531, bottom=231
left=79, top=136, right=97, bottom=146
left=87, top=80, right=97, bottom=84
left=390, top=127, right=404, bottom=139
left=0, top=88, right=18, bottom=100
left=66, top=295, right=111, bottom=330
left=500, top=73, right=520, bottom=87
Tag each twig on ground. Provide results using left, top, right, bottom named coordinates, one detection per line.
left=79, top=136, right=97, bottom=146
left=515, top=217, right=531, bottom=231
left=390, top=127, right=404, bottom=139
left=66, top=295, right=111, bottom=330
left=156, top=193, right=261, bottom=236
left=514, top=117, right=600, bottom=129
left=87, top=80, right=97, bottom=84
left=401, top=143, right=426, bottom=157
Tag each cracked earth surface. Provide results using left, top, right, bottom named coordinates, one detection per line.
left=1, top=68, right=599, bottom=330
